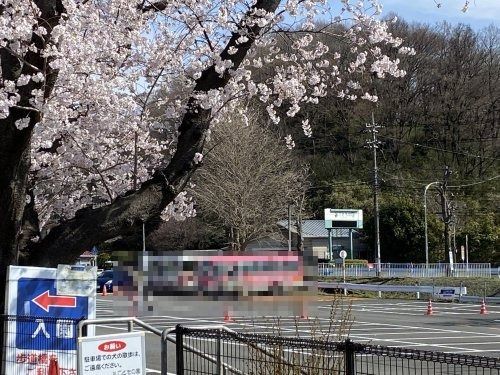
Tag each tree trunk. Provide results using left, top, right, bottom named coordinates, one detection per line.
left=0, top=0, right=66, bottom=364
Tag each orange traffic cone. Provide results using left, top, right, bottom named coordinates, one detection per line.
left=480, top=299, right=488, bottom=315
left=223, top=307, right=234, bottom=322
left=102, top=284, right=107, bottom=297
left=48, top=357, right=59, bottom=375
left=425, top=299, right=434, bottom=315
left=299, top=301, right=309, bottom=320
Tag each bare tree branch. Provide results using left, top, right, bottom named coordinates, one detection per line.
left=139, top=0, right=170, bottom=13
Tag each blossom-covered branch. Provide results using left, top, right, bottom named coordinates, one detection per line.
left=0, top=0, right=413, bottom=267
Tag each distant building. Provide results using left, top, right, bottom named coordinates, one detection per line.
left=246, top=220, right=369, bottom=260
left=75, top=251, right=96, bottom=266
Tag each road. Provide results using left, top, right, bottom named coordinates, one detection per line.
left=94, top=295, right=500, bottom=374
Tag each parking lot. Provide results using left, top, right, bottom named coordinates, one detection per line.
left=94, top=295, right=500, bottom=373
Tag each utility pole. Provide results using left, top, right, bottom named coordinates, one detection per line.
left=288, top=203, right=292, bottom=252
left=465, top=234, right=469, bottom=269
left=295, top=193, right=306, bottom=252
left=424, top=181, right=440, bottom=268
left=366, top=112, right=382, bottom=276
left=452, top=222, right=457, bottom=263
left=436, top=166, right=453, bottom=275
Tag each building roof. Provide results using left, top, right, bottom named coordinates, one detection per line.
left=277, top=220, right=354, bottom=238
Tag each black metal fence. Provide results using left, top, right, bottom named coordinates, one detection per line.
left=1, top=314, right=80, bottom=375
left=174, top=325, right=500, bottom=375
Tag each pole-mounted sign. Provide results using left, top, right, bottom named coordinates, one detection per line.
left=324, top=209, right=363, bottom=260
left=324, top=209, right=363, bottom=229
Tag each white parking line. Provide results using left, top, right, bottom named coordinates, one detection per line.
left=347, top=335, right=485, bottom=353
left=93, top=309, right=500, bottom=357
left=444, top=341, right=500, bottom=346
left=453, top=349, right=500, bottom=353
left=317, top=317, right=500, bottom=337
left=321, top=306, right=493, bottom=316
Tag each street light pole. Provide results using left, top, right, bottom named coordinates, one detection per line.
left=424, top=182, right=440, bottom=268
left=328, top=229, right=333, bottom=261
left=142, top=220, right=146, bottom=252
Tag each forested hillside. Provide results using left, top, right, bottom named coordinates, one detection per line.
left=277, top=20, right=499, bottom=263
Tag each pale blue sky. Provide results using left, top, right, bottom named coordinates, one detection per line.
left=378, top=0, right=500, bottom=29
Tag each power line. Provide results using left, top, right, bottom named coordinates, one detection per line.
left=379, top=135, right=500, bottom=161
left=310, top=172, right=500, bottom=191
left=379, top=174, right=500, bottom=191
left=449, top=174, right=500, bottom=188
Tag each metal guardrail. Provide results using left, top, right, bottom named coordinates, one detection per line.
left=319, top=281, right=500, bottom=303
left=318, top=281, right=439, bottom=293
left=78, top=318, right=253, bottom=375
left=170, top=325, right=322, bottom=375
left=318, top=262, right=493, bottom=278
left=78, top=316, right=162, bottom=337
left=318, top=281, right=467, bottom=299
left=176, top=326, right=500, bottom=375
left=459, top=295, right=500, bottom=304
left=79, top=319, right=306, bottom=375
left=164, top=325, right=245, bottom=375
left=78, top=317, right=166, bottom=374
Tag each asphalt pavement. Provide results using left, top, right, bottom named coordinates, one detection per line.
left=92, top=294, right=500, bottom=374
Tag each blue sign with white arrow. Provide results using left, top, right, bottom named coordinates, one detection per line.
left=15, top=277, right=88, bottom=350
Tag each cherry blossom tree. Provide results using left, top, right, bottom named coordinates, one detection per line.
left=1, top=0, right=410, bottom=288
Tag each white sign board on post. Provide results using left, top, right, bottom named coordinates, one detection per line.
left=4, top=265, right=96, bottom=375
left=434, top=287, right=466, bottom=300
left=78, top=332, right=146, bottom=374
left=324, top=209, right=363, bottom=229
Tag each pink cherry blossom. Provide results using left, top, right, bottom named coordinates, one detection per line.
left=1, top=0, right=411, bottom=231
